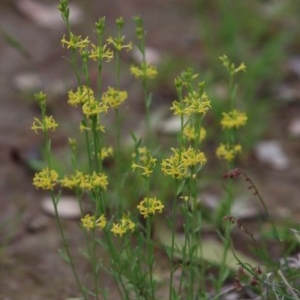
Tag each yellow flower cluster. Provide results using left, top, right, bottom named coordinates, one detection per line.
left=68, top=86, right=108, bottom=131
left=130, top=62, right=158, bottom=79
left=33, top=167, right=59, bottom=190
left=60, top=170, right=108, bottom=191
left=82, top=99, right=108, bottom=118
left=221, top=109, right=248, bottom=129
left=161, top=147, right=207, bottom=179
left=216, top=143, right=242, bottom=162
left=88, top=43, right=114, bottom=62
left=61, top=33, right=114, bottom=63
left=102, top=87, right=128, bottom=109
left=137, top=197, right=164, bottom=218
left=81, top=214, right=107, bottom=230
left=171, top=91, right=211, bottom=117
left=111, top=214, right=135, bottom=237
left=31, top=116, right=58, bottom=134
left=215, top=57, right=248, bottom=162
left=99, top=147, right=114, bottom=160
left=181, top=147, right=207, bottom=166
left=107, top=35, right=132, bottom=52
left=68, top=85, right=92, bottom=106
left=61, top=33, right=90, bottom=51
left=183, top=125, right=206, bottom=142
left=131, top=147, right=157, bottom=177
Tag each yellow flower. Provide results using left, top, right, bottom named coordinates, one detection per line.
left=185, top=91, right=211, bottom=115
left=68, top=85, right=95, bottom=106
left=219, top=54, right=246, bottom=75
left=170, top=100, right=186, bottom=116
left=221, top=109, right=248, bottom=129
left=161, top=152, right=186, bottom=179
left=60, top=171, right=108, bottom=191
left=180, top=195, right=190, bottom=202
left=161, top=147, right=206, bottom=179
left=33, top=167, right=59, bottom=190
left=61, top=33, right=90, bottom=51
left=79, top=122, right=105, bottom=133
left=89, top=171, right=109, bottom=190
left=183, top=125, right=206, bottom=142
left=81, top=214, right=106, bottom=230
left=95, top=214, right=107, bottom=229
left=31, top=116, right=58, bottom=134
left=181, top=147, right=207, bottom=167
left=170, top=92, right=211, bottom=117
left=89, top=43, right=114, bottom=62
left=77, top=172, right=108, bottom=191
left=60, top=171, right=82, bottom=189
left=137, top=197, right=164, bottom=218
left=111, top=214, right=135, bottom=237
left=234, top=62, right=247, bottom=74
left=216, top=143, right=242, bottom=162
left=130, top=62, right=158, bottom=79
left=99, top=147, right=114, bottom=160
left=82, top=99, right=108, bottom=117
left=68, top=86, right=95, bottom=107
left=107, top=36, right=132, bottom=52
left=131, top=147, right=157, bottom=177
left=68, top=86, right=109, bottom=117
left=77, top=173, right=93, bottom=190
left=102, top=87, right=128, bottom=109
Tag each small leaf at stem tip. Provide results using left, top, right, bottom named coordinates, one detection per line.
left=13, top=0, right=82, bottom=29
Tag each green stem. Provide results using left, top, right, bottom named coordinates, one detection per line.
left=168, top=181, right=178, bottom=300
left=70, top=48, right=82, bottom=87
left=84, top=128, right=93, bottom=172
left=114, top=108, right=122, bottom=213
left=146, top=216, right=155, bottom=299
left=216, top=221, right=231, bottom=294
left=52, top=193, right=88, bottom=299
left=92, top=116, right=102, bottom=173
left=104, top=232, right=131, bottom=300
left=143, top=79, right=151, bottom=145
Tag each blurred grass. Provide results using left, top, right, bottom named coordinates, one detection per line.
left=184, top=0, right=300, bottom=150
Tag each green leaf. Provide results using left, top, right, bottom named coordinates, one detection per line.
left=58, top=248, right=71, bottom=264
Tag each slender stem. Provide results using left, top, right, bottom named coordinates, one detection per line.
left=143, top=79, right=151, bottom=145
left=276, top=269, right=300, bottom=300
left=96, top=34, right=103, bottom=100
left=52, top=193, right=88, bottom=299
left=104, top=231, right=131, bottom=300
left=84, top=128, right=93, bottom=171
left=146, top=216, right=155, bottom=299
left=241, top=171, right=281, bottom=243
left=92, top=116, right=102, bottom=173
left=168, top=181, right=178, bottom=300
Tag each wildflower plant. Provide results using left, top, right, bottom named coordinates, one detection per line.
left=31, top=1, right=262, bottom=299
left=206, top=55, right=248, bottom=293
left=214, top=55, right=248, bottom=224
left=131, top=16, right=158, bottom=143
